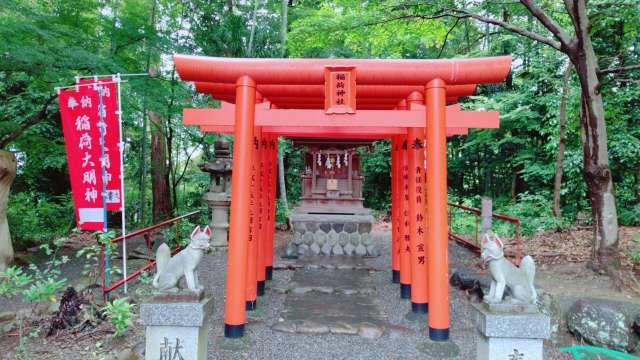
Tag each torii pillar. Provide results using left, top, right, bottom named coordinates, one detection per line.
left=426, top=79, right=450, bottom=340
left=407, top=92, right=428, bottom=314
left=224, top=76, right=256, bottom=338
left=390, top=136, right=401, bottom=284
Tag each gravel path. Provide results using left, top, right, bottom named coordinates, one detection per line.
left=0, top=230, right=571, bottom=359
left=198, top=230, right=570, bottom=359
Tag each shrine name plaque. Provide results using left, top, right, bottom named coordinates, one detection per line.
left=324, top=67, right=356, bottom=114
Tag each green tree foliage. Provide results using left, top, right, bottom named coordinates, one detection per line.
left=285, top=0, right=640, bottom=231
left=0, top=0, right=284, bottom=247
left=288, top=1, right=448, bottom=58
left=358, top=141, right=391, bottom=212
left=0, top=0, right=638, bottom=253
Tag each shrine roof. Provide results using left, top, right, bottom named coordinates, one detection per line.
left=176, top=55, right=511, bottom=136
left=174, top=55, right=511, bottom=86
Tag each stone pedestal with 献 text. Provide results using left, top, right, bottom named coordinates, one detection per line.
left=472, top=302, right=550, bottom=360
left=140, top=297, right=214, bottom=360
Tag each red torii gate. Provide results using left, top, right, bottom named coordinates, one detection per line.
left=175, top=54, right=512, bottom=342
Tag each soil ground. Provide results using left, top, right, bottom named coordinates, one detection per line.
left=0, top=225, right=638, bottom=359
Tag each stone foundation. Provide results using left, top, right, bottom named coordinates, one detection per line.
left=288, top=213, right=377, bottom=257
left=471, top=302, right=550, bottom=360
left=140, top=297, right=214, bottom=360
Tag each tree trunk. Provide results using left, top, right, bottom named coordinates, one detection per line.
left=276, top=1, right=289, bottom=211
left=636, top=172, right=640, bottom=203
left=139, top=111, right=148, bottom=225
left=569, top=0, right=619, bottom=272
left=150, top=111, right=171, bottom=223
left=166, top=67, right=177, bottom=217
left=247, top=0, right=259, bottom=57
left=511, top=172, right=517, bottom=201
left=0, top=150, right=16, bottom=271
left=280, top=0, right=288, bottom=57
left=278, top=149, right=288, bottom=210
left=440, top=0, right=622, bottom=275
left=481, top=197, right=492, bottom=239
left=139, top=0, right=158, bottom=226
left=553, top=62, right=572, bottom=220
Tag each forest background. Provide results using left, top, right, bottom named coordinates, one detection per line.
left=0, top=0, right=639, bottom=265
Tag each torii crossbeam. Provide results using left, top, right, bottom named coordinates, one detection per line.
left=183, top=102, right=499, bottom=137
left=175, top=54, right=512, bottom=342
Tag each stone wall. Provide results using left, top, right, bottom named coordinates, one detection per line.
left=288, top=214, right=377, bottom=257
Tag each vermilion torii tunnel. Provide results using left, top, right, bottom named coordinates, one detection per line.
left=174, top=54, right=512, bottom=341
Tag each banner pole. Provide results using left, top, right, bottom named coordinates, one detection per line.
left=98, top=83, right=110, bottom=295
left=76, top=73, right=149, bottom=79
left=115, top=74, right=128, bottom=294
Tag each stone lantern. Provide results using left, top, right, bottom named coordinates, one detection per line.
left=201, top=140, right=232, bottom=249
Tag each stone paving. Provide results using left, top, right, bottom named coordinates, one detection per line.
left=196, top=230, right=569, bottom=359
left=274, top=268, right=387, bottom=336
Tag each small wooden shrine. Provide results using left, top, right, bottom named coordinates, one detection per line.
left=296, top=139, right=371, bottom=215
left=288, top=139, right=375, bottom=257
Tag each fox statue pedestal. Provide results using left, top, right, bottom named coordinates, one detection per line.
left=141, top=297, right=214, bottom=360
left=141, top=225, right=214, bottom=360
left=473, top=233, right=549, bottom=360
left=472, top=302, right=550, bottom=360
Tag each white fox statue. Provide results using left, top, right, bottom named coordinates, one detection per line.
left=152, top=225, right=211, bottom=293
left=481, top=232, right=537, bottom=304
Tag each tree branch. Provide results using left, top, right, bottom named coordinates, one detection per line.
left=350, top=9, right=562, bottom=52
left=450, top=9, right=562, bottom=51
left=520, top=0, right=573, bottom=50
left=597, top=64, right=640, bottom=75
left=438, top=18, right=460, bottom=58
left=173, top=144, right=200, bottom=187
left=343, top=12, right=452, bottom=31
left=339, top=4, right=564, bottom=54
left=0, top=95, right=56, bottom=149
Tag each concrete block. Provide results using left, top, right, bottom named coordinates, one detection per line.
left=477, top=336, right=543, bottom=360
left=302, top=232, right=314, bottom=245
left=332, top=223, right=344, bottom=233
left=338, top=232, right=349, bottom=246
left=314, top=230, right=327, bottom=245
left=140, top=297, right=213, bottom=360
left=471, top=302, right=549, bottom=360
left=472, top=303, right=550, bottom=339
left=319, top=222, right=332, bottom=233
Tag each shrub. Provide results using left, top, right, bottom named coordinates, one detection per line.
left=7, top=192, right=73, bottom=248
left=102, top=297, right=134, bottom=336
left=0, top=266, right=31, bottom=297
left=0, top=239, right=68, bottom=305
left=275, top=198, right=290, bottom=225
left=482, top=193, right=567, bottom=236
left=619, top=204, right=640, bottom=227
left=359, top=141, right=391, bottom=211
